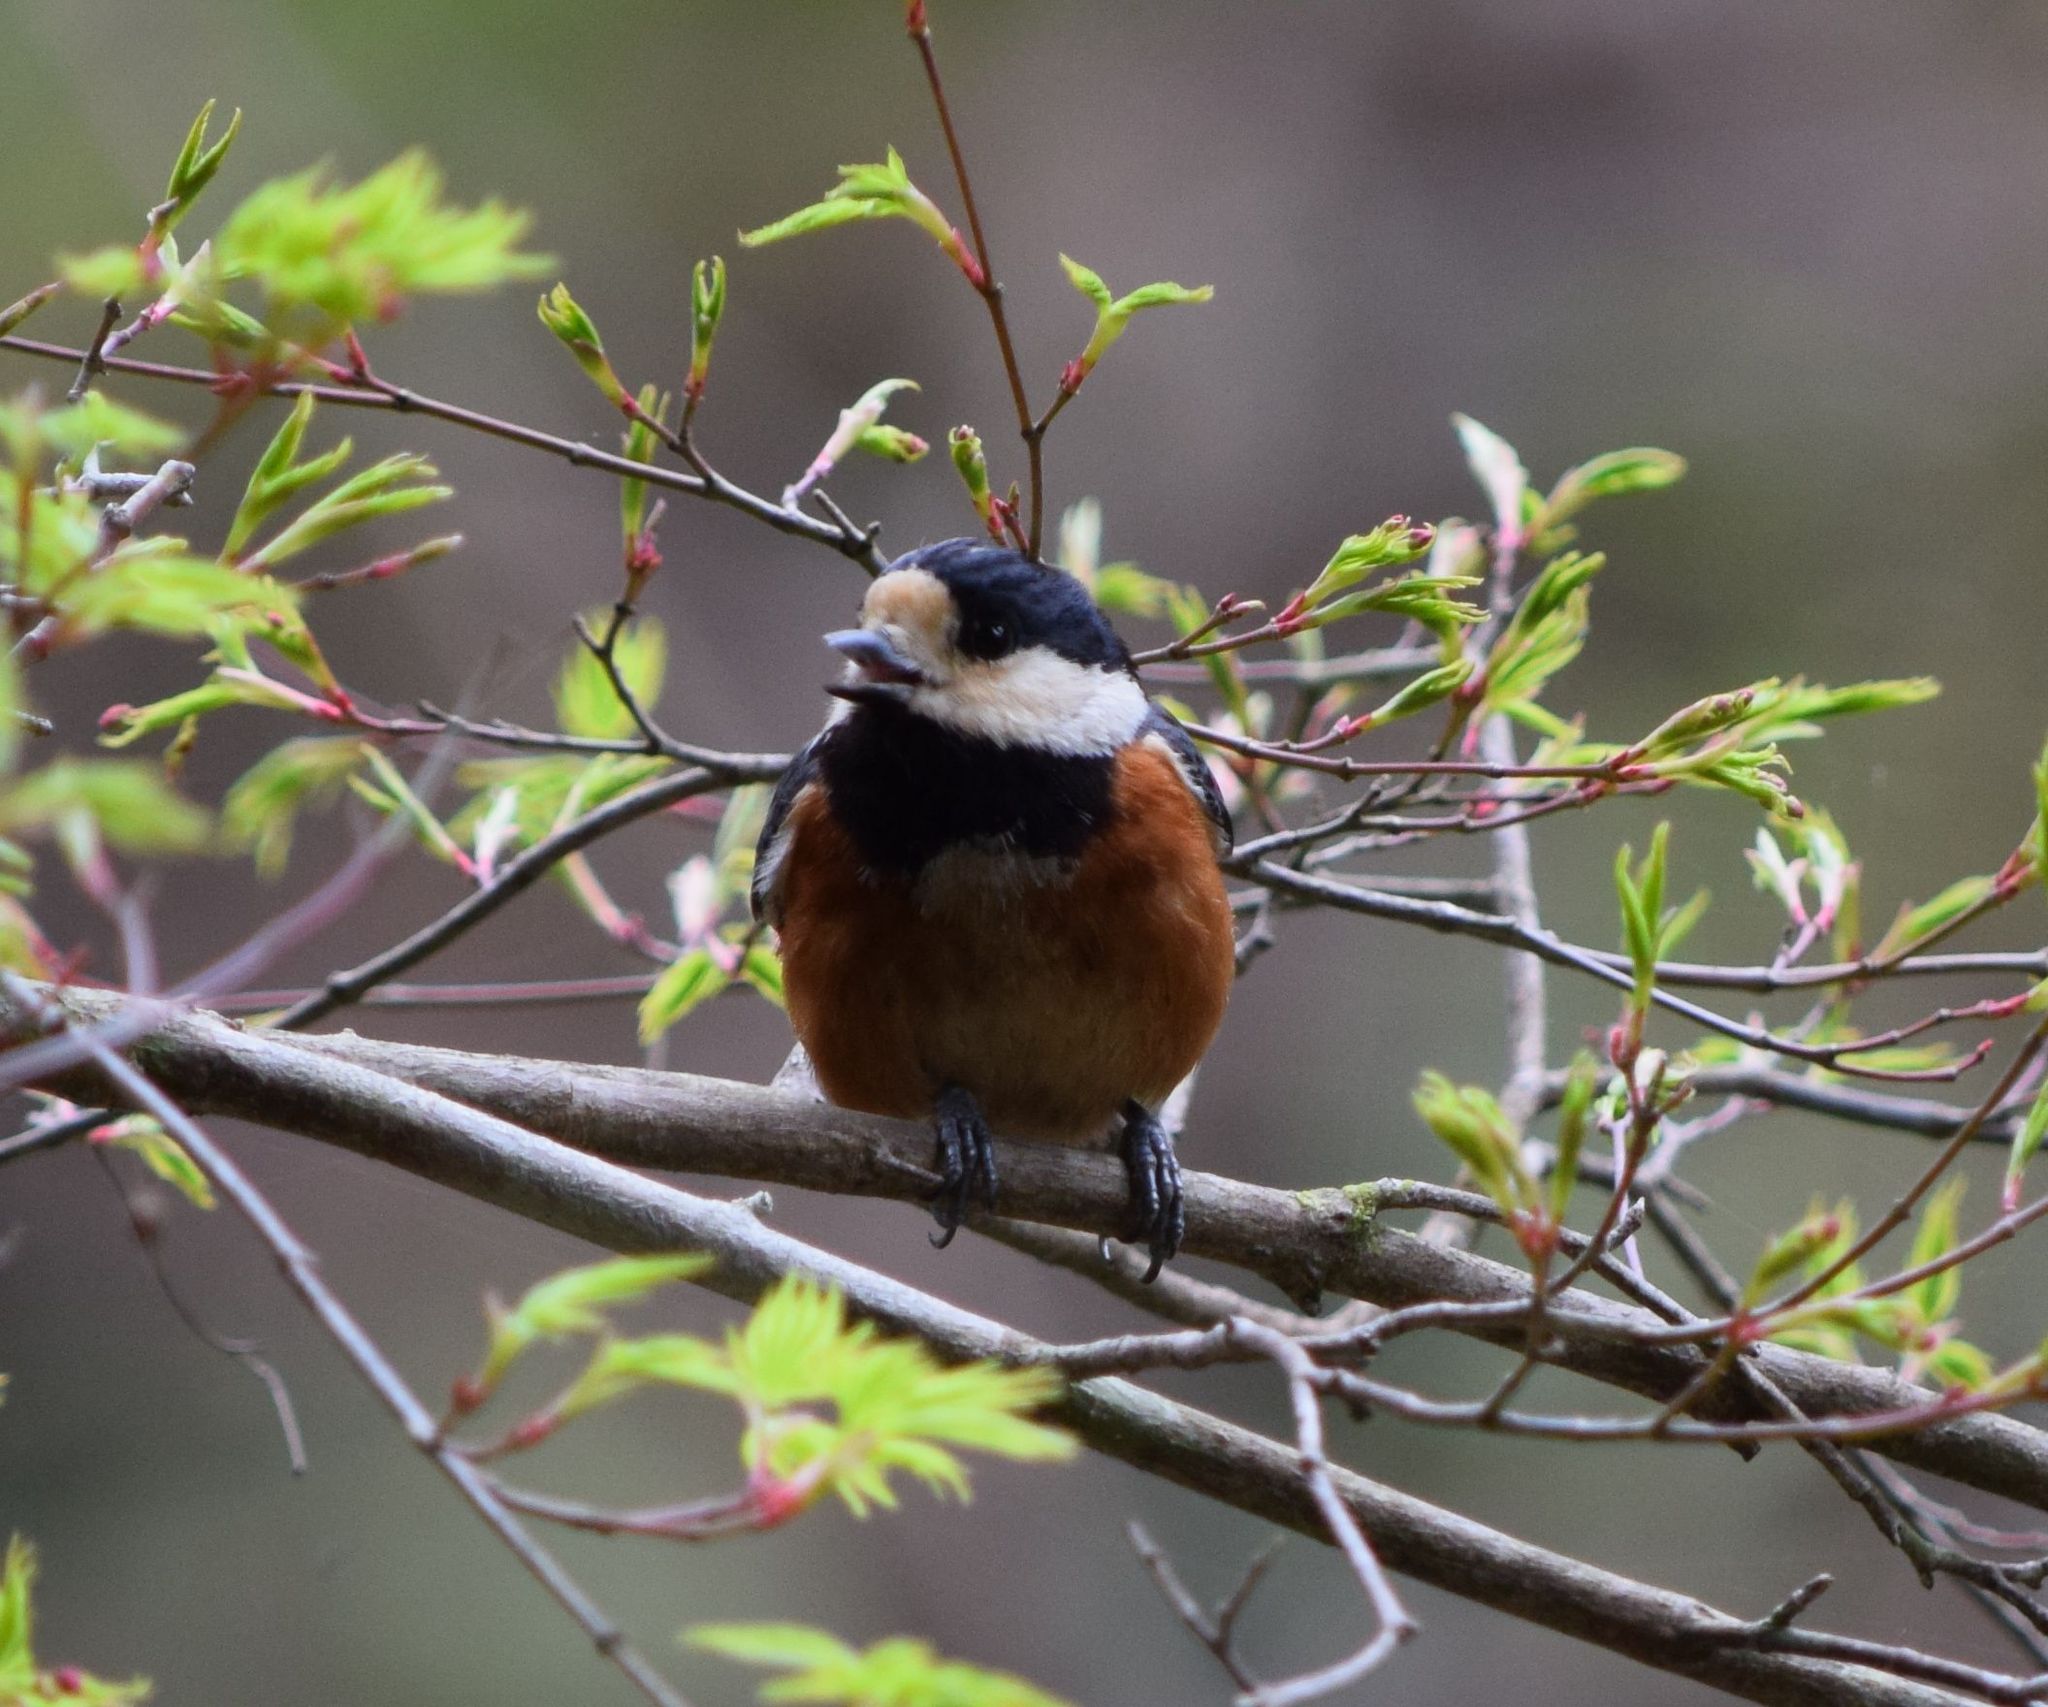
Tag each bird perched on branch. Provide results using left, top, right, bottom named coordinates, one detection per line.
left=753, top=538, right=1235, bottom=1278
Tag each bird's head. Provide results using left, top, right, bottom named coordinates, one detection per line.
left=824, top=539, right=1146, bottom=755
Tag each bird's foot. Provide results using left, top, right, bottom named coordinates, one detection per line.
left=1119, top=1100, right=1184, bottom=1282
left=930, top=1083, right=998, bottom=1248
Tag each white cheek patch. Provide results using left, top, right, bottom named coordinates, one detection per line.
left=912, top=650, right=1148, bottom=755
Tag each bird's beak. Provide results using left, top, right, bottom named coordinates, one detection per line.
left=824, top=627, right=927, bottom=706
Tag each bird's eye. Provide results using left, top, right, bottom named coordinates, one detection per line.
left=959, top=614, right=1014, bottom=660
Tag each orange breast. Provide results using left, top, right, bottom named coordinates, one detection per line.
left=774, top=743, right=1235, bottom=1145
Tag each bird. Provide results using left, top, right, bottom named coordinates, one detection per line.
left=752, top=537, right=1236, bottom=1279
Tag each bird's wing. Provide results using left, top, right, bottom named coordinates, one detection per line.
left=751, top=731, right=827, bottom=926
left=1141, top=701, right=1232, bottom=856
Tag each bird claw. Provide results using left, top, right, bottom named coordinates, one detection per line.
left=930, top=1084, right=998, bottom=1246
left=1119, top=1101, right=1184, bottom=1282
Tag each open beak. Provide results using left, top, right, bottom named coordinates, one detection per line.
left=824, top=628, right=927, bottom=706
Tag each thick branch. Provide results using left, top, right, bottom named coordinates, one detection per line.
left=7, top=1000, right=1970, bottom=1706
left=14, top=984, right=2048, bottom=1516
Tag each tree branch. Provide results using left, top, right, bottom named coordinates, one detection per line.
left=4, top=997, right=1974, bottom=1706
left=11, top=983, right=2048, bottom=1518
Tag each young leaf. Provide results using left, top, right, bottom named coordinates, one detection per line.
left=553, top=615, right=667, bottom=741
left=92, top=1114, right=215, bottom=1210
left=741, top=149, right=981, bottom=285
left=0, top=760, right=210, bottom=855
left=212, top=151, right=551, bottom=347
left=224, top=392, right=353, bottom=558
left=537, top=282, right=627, bottom=406
left=1452, top=413, right=1528, bottom=539
left=161, top=99, right=244, bottom=233
left=727, top=1276, right=1072, bottom=1517
left=1538, top=446, right=1686, bottom=532
left=40, top=394, right=188, bottom=463
left=638, top=948, right=730, bottom=1044
left=236, top=454, right=450, bottom=570
left=0, top=282, right=61, bottom=340
left=1904, top=1179, right=1967, bottom=1330
left=687, top=255, right=725, bottom=398
left=471, top=1254, right=713, bottom=1398
left=222, top=738, right=365, bottom=877
left=1056, top=254, right=1212, bottom=391
left=0, top=1536, right=150, bottom=1704
left=1413, top=1070, right=1526, bottom=1215
left=2004, top=1079, right=2048, bottom=1212
left=1744, top=1208, right=1844, bottom=1308
left=949, top=424, right=995, bottom=536
left=685, top=1624, right=1073, bottom=1707
left=54, top=551, right=301, bottom=640
left=1549, top=1052, right=1601, bottom=1223
left=785, top=379, right=921, bottom=504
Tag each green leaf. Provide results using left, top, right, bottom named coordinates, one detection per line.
left=1299, top=520, right=1440, bottom=606
left=54, top=549, right=301, bottom=640
left=1088, top=563, right=1177, bottom=619
left=98, top=671, right=304, bottom=750
left=948, top=424, right=993, bottom=532
left=2004, top=1079, right=2048, bottom=1212
left=1549, top=1052, right=1600, bottom=1224
left=0, top=759, right=210, bottom=855
left=620, top=384, right=669, bottom=554
left=788, top=379, right=921, bottom=501
left=225, top=392, right=352, bottom=558
left=1539, top=446, right=1686, bottom=531
left=161, top=99, right=243, bottom=232
left=1057, top=254, right=1212, bottom=387
left=1479, top=555, right=1604, bottom=719
left=729, top=1276, right=1072, bottom=1517
left=537, top=282, right=627, bottom=405
left=236, top=453, right=450, bottom=570
left=1452, top=413, right=1528, bottom=537
left=638, top=948, right=729, bottom=1044
left=1924, top=1336, right=1995, bottom=1392
left=684, top=1624, right=1072, bottom=1707
left=474, top=1254, right=713, bottom=1396
left=553, top=615, right=667, bottom=741
left=93, top=1114, right=214, bottom=1210
left=0, top=1537, right=32, bottom=1681
left=40, top=394, right=188, bottom=463
left=741, top=149, right=977, bottom=282
left=222, top=738, right=365, bottom=877
left=55, top=246, right=149, bottom=301
left=686, top=1623, right=858, bottom=1672
left=1413, top=1070, right=1528, bottom=1215
left=1744, top=1207, right=1845, bottom=1307
left=852, top=423, right=929, bottom=464
left=554, top=1332, right=738, bottom=1425
left=0, top=1535, right=151, bottom=1704
left=0, top=283, right=61, bottom=340
left=212, top=150, right=552, bottom=348
left=1613, top=824, right=1673, bottom=1014
left=1354, top=659, right=1473, bottom=729
left=1874, top=875, right=1994, bottom=961
left=688, top=255, right=725, bottom=396
left=1904, top=1179, right=1966, bottom=1329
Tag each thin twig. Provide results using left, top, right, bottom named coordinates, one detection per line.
left=79, top=1040, right=695, bottom=1707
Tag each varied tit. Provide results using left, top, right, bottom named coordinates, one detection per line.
left=752, top=538, right=1235, bottom=1278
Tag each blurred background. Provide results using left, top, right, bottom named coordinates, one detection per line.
left=4, top=0, right=2048, bottom=1700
